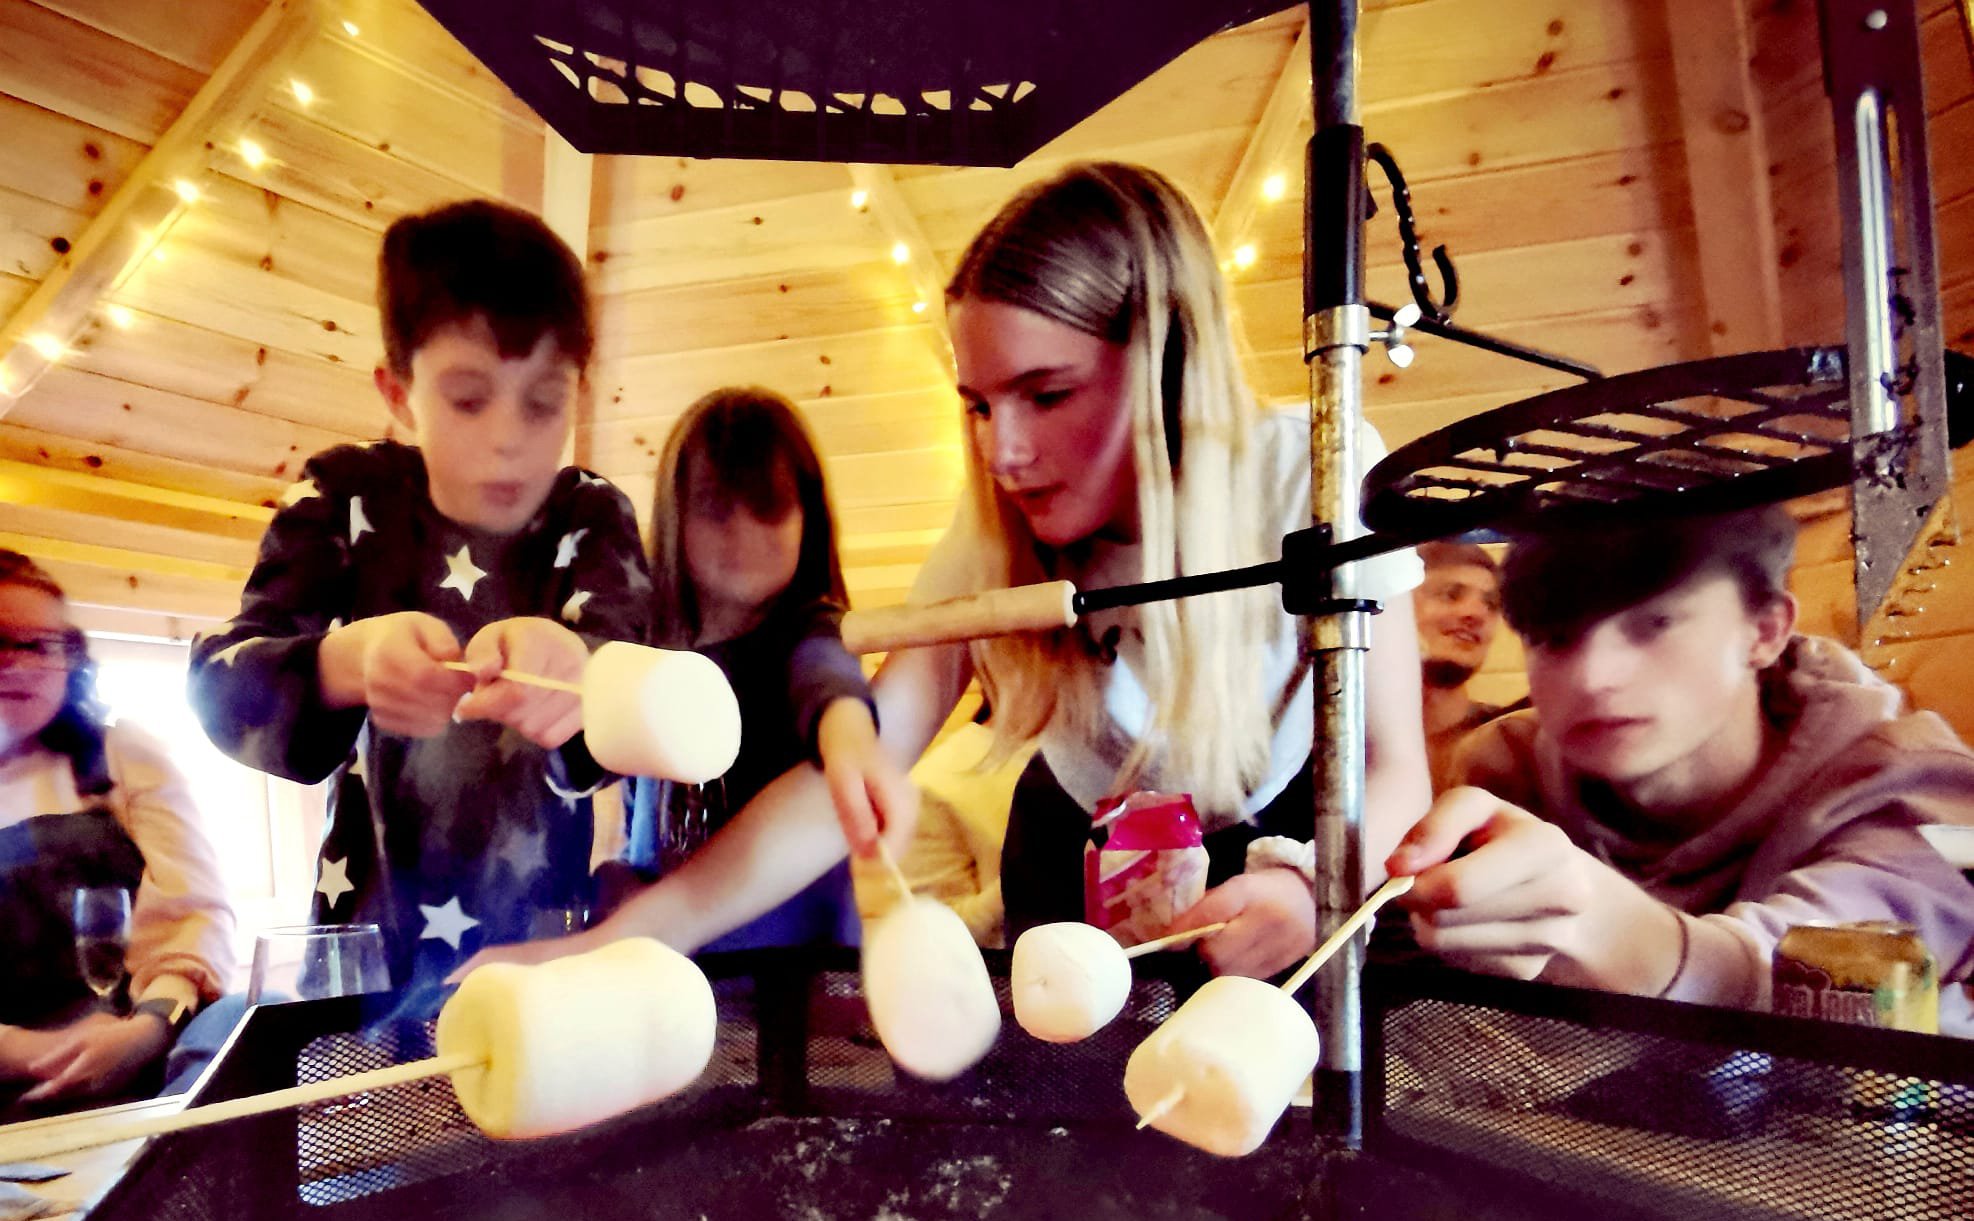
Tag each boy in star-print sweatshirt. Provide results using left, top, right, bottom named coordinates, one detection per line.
left=189, top=201, right=650, bottom=1017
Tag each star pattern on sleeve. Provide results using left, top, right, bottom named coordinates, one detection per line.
left=210, top=638, right=260, bottom=668
left=349, top=496, right=373, bottom=543
left=553, top=528, right=588, bottom=570
left=418, top=895, right=481, bottom=951
left=281, top=478, right=321, bottom=507
left=439, top=544, right=486, bottom=601
left=315, top=856, right=355, bottom=908
left=561, top=588, right=592, bottom=624
left=497, top=832, right=547, bottom=879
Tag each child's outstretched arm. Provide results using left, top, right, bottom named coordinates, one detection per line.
left=816, top=695, right=918, bottom=860
left=189, top=451, right=453, bottom=783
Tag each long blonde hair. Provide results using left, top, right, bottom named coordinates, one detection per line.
left=948, top=162, right=1273, bottom=818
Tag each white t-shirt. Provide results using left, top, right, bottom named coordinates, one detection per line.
left=911, top=408, right=1422, bottom=822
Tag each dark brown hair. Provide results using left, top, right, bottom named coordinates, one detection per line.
left=1503, top=505, right=1797, bottom=648
left=648, top=387, right=848, bottom=647
left=0, top=550, right=108, bottom=790
left=378, top=199, right=592, bottom=379
left=1419, top=540, right=1500, bottom=579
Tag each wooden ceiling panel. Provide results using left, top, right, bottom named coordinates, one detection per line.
left=1232, top=228, right=1692, bottom=353
left=177, top=177, right=381, bottom=305
left=33, top=0, right=261, bottom=74
left=230, top=103, right=514, bottom=231
left=1250, top=304, right=1689, bottom=404
left=274, top=35, right=544, bottom=204
left=0, top=93, right=147, bottom=216
left=599, top=325, right=950, bottom=421
left=588, top=189, right=904, bottom=297
left=22, top=540, right=245, bottom=621
left=905, top=128, right=1250, bottom=259
left=595, top=262, right=920, bottom=363
left=325, top=0, right=540, bottom=126
left=116, top=243, right=376, bottom=368
left=63, top=312, right=380, bottom=437
left=906, top=14, right=1300, bottom=173
left=591, top=155, right=854, bottom=228
left=586, top=386, right=962, bottom=473
left=0, top=186, right=92, bottom=285
left=0, top=1, right=204, bottom=144
left=1357, top=0, right=1671, bottom=106
left=9, top=365, right=359, bottom=480
left=0, top=421, right=288, bottom=506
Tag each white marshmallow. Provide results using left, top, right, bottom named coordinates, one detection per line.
left=581, top=641, right=741, bottom=783
left=437, top=937, right=716, bottom=1140
left=1124, top=976, right=1320, bottom=1157
left=1011, top=922, right=1132, bottom=1043
left=862, top=898, right=1001, bottom=1081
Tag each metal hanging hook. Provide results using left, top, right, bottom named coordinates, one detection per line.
left=1366, top=142, right=1459, bottom=324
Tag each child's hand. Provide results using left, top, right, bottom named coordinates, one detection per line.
left=454, top=618, right=589, bottom=748
left=1169, top=868, right=1317, bottom=980
left=320, top=612, right=474, bottom=736
left=816, top=696, right=919, bottom=858
left=1385, top=785, right=1594, bottom=982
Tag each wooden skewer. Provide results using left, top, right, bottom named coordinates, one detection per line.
left=1135, top=1085, right=1186, bottom=1130
left=1122, top=922, right=1229, bottom=959
left=442, top=661, right=584, bottom=695
left=1279, top=874, right=1415, bottom=997
left=0, top=1051, right=484, bottom=1166
left=874, top=837, right=914, bottom=903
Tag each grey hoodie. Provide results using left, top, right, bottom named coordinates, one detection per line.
left=1454, top=636, right=1974, bottom=1035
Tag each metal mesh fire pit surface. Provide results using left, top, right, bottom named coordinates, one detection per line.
left=81, top=950, right=1974, bottom=1220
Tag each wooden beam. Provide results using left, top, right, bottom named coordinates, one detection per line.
left=0, top=0, right=321, bottom=413
left=1664, top=0, right=1784, bottom=353
left=1213, top=19, right=1309, bottom=259
left=847, top=163, right=953, bottom=354
left=542, top=128, right=593, bottom=466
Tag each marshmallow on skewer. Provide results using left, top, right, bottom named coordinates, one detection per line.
left=1011, top=921, right=1229, bottom=1044
left=862, top=898, right=1001, bottom=1081
left=1122, top=976, right=1319, bottom=1157
left=446, top=641, right=740, bottom=783
left=1122, top=875, right=1415, bottom=1156
left=578, top=641, right=740, bottom=783
left=0, top=938, right=720, bottom=1164
left=1012, top=922, right=1133, bottom=1044
left=438, top=937, right=717, bottom=1140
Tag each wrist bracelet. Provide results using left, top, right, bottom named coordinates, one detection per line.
left=1653, top=908, right=1691, bottom=1000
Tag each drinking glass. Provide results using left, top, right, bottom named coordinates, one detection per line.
left=73, top=886, right=132, bottom=1002
left=248, top=924, right=391, bottom=1005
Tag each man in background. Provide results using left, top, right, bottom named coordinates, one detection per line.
left=1418, top=541, right=1516, bottom=791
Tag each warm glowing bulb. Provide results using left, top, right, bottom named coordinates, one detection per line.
left=342, top=20, right=360, bottom=36
left=27, top=333, right=65, bottom=362
left=239, top=138, right=268, bottom=168
left=850, top=189, right=870, bottom=210
left=912, top=300, right=927, bottom=315
left=172, top=178, right=202, bottom=203
left=106, top=305, right=135, bottom=330
left=291, top=79, right=315, bottom=106
left=1262, top=172, right=1288, bottom=201
left=1232, top=243, right=1258, bottom=269
left=890, top=240, right=910, bottom=265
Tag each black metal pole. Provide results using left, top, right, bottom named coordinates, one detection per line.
left=1303, top=0, right=1369, bottom=1159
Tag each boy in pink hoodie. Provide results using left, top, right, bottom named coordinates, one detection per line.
left=1390, top=505, right=1974, bottom=1034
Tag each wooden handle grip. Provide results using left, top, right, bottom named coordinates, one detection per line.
left=840, top=580, right=1079, bottom=654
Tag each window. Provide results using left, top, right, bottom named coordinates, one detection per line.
left=88, top=635, right=324, bottom=982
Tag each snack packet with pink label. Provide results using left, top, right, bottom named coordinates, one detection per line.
left=1084, top=791, right=1209, bottom=947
